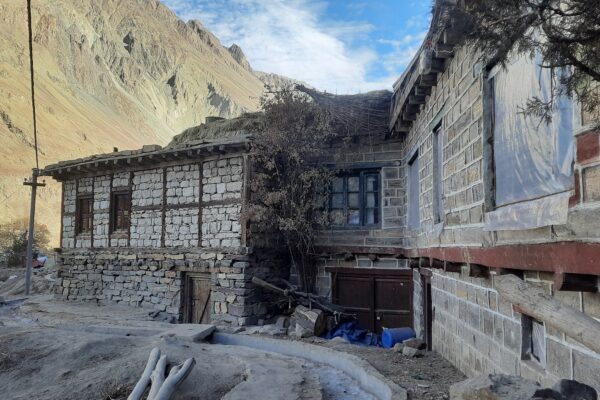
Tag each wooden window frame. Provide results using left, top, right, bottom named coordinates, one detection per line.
left=330, top=170, right=381, bottom=228
left=76, top=195, right=94, bottom=235
left=407, top=150, right=420, bottom=229
left=110, top=190, right=131, bottom=234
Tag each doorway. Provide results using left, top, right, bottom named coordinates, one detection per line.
left=183, top=272, right=211, bottom=324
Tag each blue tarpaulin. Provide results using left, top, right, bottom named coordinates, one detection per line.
left=323, top=321, right=380, bottom=347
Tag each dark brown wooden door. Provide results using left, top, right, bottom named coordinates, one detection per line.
left=183, top=273, right=211, bottom=324
left=330, top=268, right=413, bottom=333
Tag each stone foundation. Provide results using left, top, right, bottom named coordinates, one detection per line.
left=55, top=247, right=274, bottom=326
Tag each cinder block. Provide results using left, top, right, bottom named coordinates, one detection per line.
left=572, top=349, right=600, bottom=393
left=546, top=338, right=572, bottom=378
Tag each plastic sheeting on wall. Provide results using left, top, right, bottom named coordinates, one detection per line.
left=492, top=51, right=574, bottom=208
left=484, top=191, right=570, bottom=231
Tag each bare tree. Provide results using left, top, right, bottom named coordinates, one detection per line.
left=449, top=0, right=600, bottom=121
left=247, top=89, right=339, bottom=293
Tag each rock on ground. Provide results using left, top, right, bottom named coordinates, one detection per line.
left=450, top=374, right=542, bottom=400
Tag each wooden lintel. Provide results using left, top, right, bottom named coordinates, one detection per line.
left=218, top=145, right=226, bottom=153
left=554, top=273, right=598, bottom=292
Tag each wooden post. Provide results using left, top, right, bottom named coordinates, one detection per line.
left=495, top=274, right=600, bottom=355
left=23, top=168, right=45, bottom=295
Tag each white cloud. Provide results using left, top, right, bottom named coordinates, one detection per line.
left=162, top=0, right=427, bottom=94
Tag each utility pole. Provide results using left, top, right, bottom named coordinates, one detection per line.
left=23, top=169, right=45, bottom=295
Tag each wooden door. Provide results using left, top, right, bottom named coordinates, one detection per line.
left=330, top=268, right=413, bottom=333
left=183, top=273, right=211, bottom=324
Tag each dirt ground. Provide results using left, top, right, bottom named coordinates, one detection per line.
left=315, top=340, right=464, bottom=400
left=0, top=269, right=465, bottom=399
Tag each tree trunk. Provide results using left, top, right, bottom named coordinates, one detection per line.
left=128, top=347, right=160, bottom=400
left=495, top=274, right=600, bottom=355
left=293, top=304, right=326, bottom=336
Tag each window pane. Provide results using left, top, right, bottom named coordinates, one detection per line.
left=348, top=176, right=359, bottom=192
left=366, top=193, right=376, bottom=207
left=347, top=209, right=360, bottom=225
left=331, top=194, right=344, bottom=208
left=366, top=209, right=375, bottom=225
left=348, top=193, right=360, bottom=208
left=366, top=175, right=378, bottom=192
left=332, top=177, right=344, bottom=192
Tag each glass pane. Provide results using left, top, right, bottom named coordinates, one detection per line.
left=331, top=210, right=345, bottom=225
left=332, top=194, right=344, bottom=208
left=332, top=177, right=344, bottom=192
left=366, top=208, right=375, bottom=225
left=348, top=176, right=359, bottom=192
left=366, top=175, right=378, bottom=192
left=348, top=193, right=360, bottom=208
left=367, top=193, right=376, bottom=207
left=347, top=209, right=360, bottom=225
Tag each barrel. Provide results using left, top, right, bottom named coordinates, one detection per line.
left=381, top=327, right=416, bottom=348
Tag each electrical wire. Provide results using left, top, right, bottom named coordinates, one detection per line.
left=26, top=0, right=40, bottom=170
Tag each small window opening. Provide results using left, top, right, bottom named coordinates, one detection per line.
left=522, top=314, right=546, bottom=366
left=76, top=195, right=93, bottom=234
left=111, top=191, right=131, bottom=233
left=330, top=171, right=380, bottom=227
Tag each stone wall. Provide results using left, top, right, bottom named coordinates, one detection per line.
left=414, top=267, right=600, bottom=392
left=55, top=248, right=265, bottom=325
left=55, top=152, right=279, bottom=325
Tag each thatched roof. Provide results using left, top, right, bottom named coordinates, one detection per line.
left=169, top=112, right=263, bottom=147
left=295, top=85, right=392, bottom=137
left=169, top=85, right=392, bottom=146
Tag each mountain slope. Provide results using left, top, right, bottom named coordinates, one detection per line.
left=0, top=0, right=266, bottom=244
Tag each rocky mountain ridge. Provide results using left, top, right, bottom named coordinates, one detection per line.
left=0, top=0, right=296, bottom=245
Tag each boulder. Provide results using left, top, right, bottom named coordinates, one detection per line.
left=393, top=343, right=405, bottom=353
left=403, top=338, right=426, bottom=350
left=551, top=379, right=597, bottom=400
left=402, top=346, right=424, bottom=358
left=289, top=323, right=313, bottom=339
left=450, top=374, right=541, bottom=400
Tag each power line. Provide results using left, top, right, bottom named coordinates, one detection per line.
left=27, top=0, right=40, bottom=169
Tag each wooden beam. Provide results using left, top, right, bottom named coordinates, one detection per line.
left=402, top=112, right=417, bottom=121
left=435, top=43, right=454, bottom=59
left=408, top=94, right=426, bottom=105
left=554, top=273, right=598, bottom=292
left=414, top=85, right=432, bottom=96
left=495, top=274, right=600, bottom=355
left=408, top=258, right=420, bottom=269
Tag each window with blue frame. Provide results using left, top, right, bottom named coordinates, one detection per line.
left=330, top=171, right=380, bottom=227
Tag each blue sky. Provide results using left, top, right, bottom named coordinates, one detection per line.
left=162, top=0, right=432, bottom=93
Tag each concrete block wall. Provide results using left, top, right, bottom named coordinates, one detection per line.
left=418, top=268, right=600, bottom=392
left=317, top=135, right=407, bottom=249
left=400, top=46, right=485, bottom=248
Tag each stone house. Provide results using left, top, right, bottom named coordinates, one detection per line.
left=309, top=0, right=600, bottom=393
left=43, top=136, right=285, bottom=326
left=42, top=0, right=600, bottom=391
